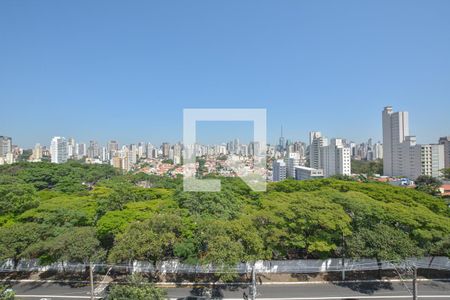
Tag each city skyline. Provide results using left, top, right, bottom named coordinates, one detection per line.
left=0, top=105, right=443, bottom=149
left=3, top=104, right=447, bottom=181
left=1, top=1, right=450, bottom=147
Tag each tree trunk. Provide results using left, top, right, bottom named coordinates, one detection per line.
left=428, top=256, right=435, bottom=268
left=13, top=258, right=19, bottom=271
left=377, top=258, right=382, bottom=279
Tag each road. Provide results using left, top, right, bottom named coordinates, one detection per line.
left=7, top=280, right=450, bottom=299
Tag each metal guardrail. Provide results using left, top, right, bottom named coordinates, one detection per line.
left=1, top=257, right=449, bottom=274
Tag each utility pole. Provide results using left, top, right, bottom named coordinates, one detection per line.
left=90, top=262, right=95, bottom=300
left=412, top=266, right=418, bottom=300
left=341, top=232, right=345, bottom=281
left=250, top=262, right=257, bottom=300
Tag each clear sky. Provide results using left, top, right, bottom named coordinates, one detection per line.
left=1, top=0, right=449, bottom=148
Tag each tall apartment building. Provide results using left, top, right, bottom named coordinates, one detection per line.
left=294, top=166, right=324, bottom=180
left=137, top=143, right=146, bottom=159
left=272, top=159, right=287, bottom=182
left=173, top=143, right=182, bottom=165
left=100, top=147, right=108, bottom=162
left=309, top=131, right=328, bottom=169
left=162, top=142, right=170, bottom=158
left=146, top=143, right=155, bottom=159
left=0, top=136, right=12, bottom=158
left=50, top=136, right=68, bottom=164
left=320, top=138, right=351, bottom=177
left=309, top=131, right=320, bottom=146
left=88, top=140, right=99, bottom=158
left=382, top=106, right=410, bottom=177
left=77, top=143, right=87, bottom=159
left=4, top=152, right=15, bottom=164
left=67, top=138, right=76, bottom=159
left=32, top=143, right=43, bottom=161
left=439, top=136, right=450, bottom=168
left=398, top=136, right=422, bottom=179
left=129, top=144, right=138, bottom=164
left=107, top=140, right=119, bottom=158
left=111, top=156, right=122, bottom=169
left=373, top=142, right=383, bottom=160
left=421, top=144, right=445, bottom=178
left=383, top=106, right=444, bottom=179
left=286, top=152, right=300, bottom=178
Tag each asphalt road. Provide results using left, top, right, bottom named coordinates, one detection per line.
left=8, top=280, right=450, bottom=300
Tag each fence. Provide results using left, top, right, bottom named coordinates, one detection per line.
left=1, top=257, right=450, bottom=274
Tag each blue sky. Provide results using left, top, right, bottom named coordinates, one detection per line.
left=1, top=0, right=449, bottom=148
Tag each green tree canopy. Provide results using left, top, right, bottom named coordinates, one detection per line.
left=416, top=175, right=442, bottom=196
left=0, top=223, right=45, bottom=268
left=106, top=274, right=166, bottom=300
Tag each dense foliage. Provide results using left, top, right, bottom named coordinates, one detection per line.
left=415, top=175, right=443, bottom=196
left=106, top=274, right=166, bottom=300
left=351, top=159, right=383, bottom=176
left=0, top=162, right=449, bottom=270
left=0, top=284, right=15, bottom=300
left=442, top=168, right=450, bottom=181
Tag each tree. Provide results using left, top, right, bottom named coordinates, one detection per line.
left=0, top=223, right=44, bottom=269
left=174, top=190, right=241, bottom=220
left=0, top=183, right=39, bottom=214
left=347, top=223, right=422, bottom=277
left=17, top=149, right=32, bottom=162
left=0, top=285, right=15, bottom=300
left=351, top=159, right=383, bottom=176
left=43, top=227, right=105, bottom=266
left=415, top=175, right=442, bottom=196
left=254, top=191, right=352, bottom=259
left=109, top=214, right=183, bottom=266
left=96, top=184, right=140, bottom=216
left=430, top=235, right=450, bottom=258
left=106, top=274, right=166, bottom=300
left=442, top=168, right=450, bottom=180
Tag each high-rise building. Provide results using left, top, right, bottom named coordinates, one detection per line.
left=397, top=136, right=421, bottom=179
left=129, top=144, right=138, bottom=164
left=0, top=136, right=12, bottom=158
left=5, top=152, right=15, bottom=164
left=439, top=136, right=450, bottom=168
left=309, top=131, right=321, bottom=147
left=320, top=138, right=351, bottom=177
left=295, top=166, right=324, bottom=180
left=111, top=156, right=122, bottom=169
left=138, top=143, right=146, bottom=159
left=382, top=106, right=410, bottom=177
left=162, top=142, right=170, bottom=158
left=383, top=106, right=444, bottom=179
left=67, top=138, right=76, bottom=159
left=107, top=140, right=119, bottom=158
left=146, top=143, right=154, bottom=159
left=309, top=132, right=328, bottom=169
left=373, top=142, right=383, bottom=160
left=173, top=143, right=182, bottom=165
left=421, top=144, right=445, bottom=178
left=50, top=137, right=68, bottom=164
left=88, top=140, right=99, bottom=158
left=32, top=143, right=43, bottom=161
left=77, top=143, right=87, bottom=159
left=100, top=147, right=108, bottom=162
left=272, top=159, right=287, bottom=182
left=233, top=139, right=240, bottom=155
left=349, top=142, right=356, bottom=157
left=286, top=152, right=300, bottom=178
